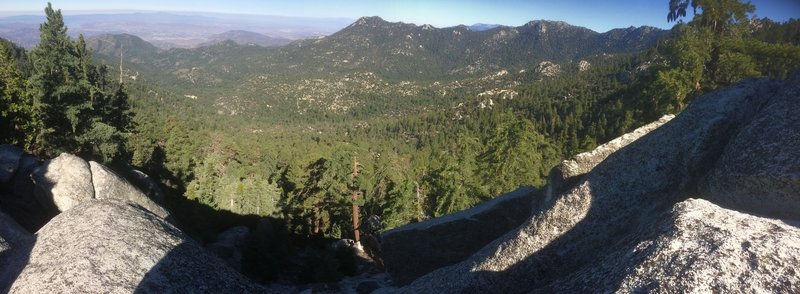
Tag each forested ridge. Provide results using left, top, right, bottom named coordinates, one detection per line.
left=1, top=0, right=799, bottom=283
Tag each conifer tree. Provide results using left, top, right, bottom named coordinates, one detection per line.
left=28, top=3, right=134, bottom=162
left=0, top=42, right=33, bottom=146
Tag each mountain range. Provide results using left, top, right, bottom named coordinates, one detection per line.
left=80, top=16, right=667, bottom=119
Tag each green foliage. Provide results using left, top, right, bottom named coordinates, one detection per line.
left=25, top=3, right=134, bottom=163
left=657, top=0, right=800, bottom=111
left=0, top=42, right=35, bottom=146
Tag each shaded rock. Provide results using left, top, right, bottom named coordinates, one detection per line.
left=545, top=114, right=674, bottom=202
left=8, top=199, right=268, bottom=293
left=401, top=78, right=783, bottom=293
left=3, top=154, right=51, bottom=232
left=0, top=211, right=33, bottom=292
left=357, top=280, right=381, bottom=294
left=0, top=144, right=23, bottom=183
left=89, top=161, right=170, bottom=219
left=699, top=74, right=800, bottom=218
left=206, top=226, right=250, bottom=271
left=124, top=164, right=166, bottom=204
left=382, top=186, right=537, bottom=286
left=31, top=153, right=94, bottom=212
left=0, top=209, right=33, bottom=253
left=11, top=155, right=41, bottom=197
left=336, top=273, right=391, bottom=294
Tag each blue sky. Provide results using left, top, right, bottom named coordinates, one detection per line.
left=1, top=0, right=798, bottom=32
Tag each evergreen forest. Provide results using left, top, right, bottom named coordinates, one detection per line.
left=1, top=0, right=799, bottom=282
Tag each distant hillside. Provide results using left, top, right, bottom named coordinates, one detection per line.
left=82, top=16, right=669, bottom=118
left=276, top=16, right=668, bottom=78
left=199, top=30, right=292, bottom=47
left=85, top=34, right=160, bottom=65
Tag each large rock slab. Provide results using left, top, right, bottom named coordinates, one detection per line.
left=31, top=153, right=94, bottom=212
left=699, top=74, right=800, bottom=218
left=0, top=144, right=23, bottom=183
left=400, top=78, right=783, bottom=292
left=535, top=198, right=800, bottom=292
left=616, top=199, right=800, bottom=292
left=89, top=161, right=170, bottom=219
left=382, top=186, right=538, bottom=286
left=545, top=114, right=674, bottom=202
left=8, top=199, right=267, bottom=293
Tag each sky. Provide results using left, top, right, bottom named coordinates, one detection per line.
left=1, top=0, right=798, bottom=32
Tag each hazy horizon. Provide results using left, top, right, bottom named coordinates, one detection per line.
left=2, top=0, right=799, bottom=33
left=0, top=0, right=795, bottom=33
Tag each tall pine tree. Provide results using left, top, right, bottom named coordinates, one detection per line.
left=28, top=3, right=134, bottom=163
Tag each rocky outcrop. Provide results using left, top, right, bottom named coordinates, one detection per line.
left=381, top=187, right=538, bottom=286
left=699, top=73, right=800, bottom=218
left=8, top=199, right=271, bottom=293
left=394, top=77, right=797, bottom=292
left=535, top=198, right=800, bottom=292
left=89, top=161, right=170, bottom=219
left=616, top=199, right=800, bottom=292
left=0, top=145, right=23, bottom=183
left=206, top=226, right=250, bottom=271
left=0, top=151, right=170, bottom=225
left=536, top=61, right=560, bottom=77
left=31, top=153, right=94, bottom=212
left=545, top=114, right=674, bottom=202
left=578, top=60, right=590, bottom=72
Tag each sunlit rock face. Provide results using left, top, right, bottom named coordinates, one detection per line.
left=25, top=153, right=171, bottom=221
left=386, top=76, right=800, bottom=293
left=7, top=199, right=267, bottom=293
left=32, top=153, right=94, bottom=213
left=89, top=161, right=171, bottom=219
left=545, top=114, right=674, bottom=203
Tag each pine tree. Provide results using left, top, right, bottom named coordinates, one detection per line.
left=29, top=2, right=86, bottom=155
left=0, top=42, right=33, bottom=146
left=27, top=3, right=134, bottom=163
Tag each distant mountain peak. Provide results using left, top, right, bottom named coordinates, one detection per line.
left=467, top=23, right=501, bottom=31
left=352, top=16, right=389, bottom=27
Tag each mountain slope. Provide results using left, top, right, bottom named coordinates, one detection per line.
left=275, top=17, right=667, bottom=78
left=86, top=34, right=160, bottom=65
left=82, top=16, right=667, bottom=120
left=199, top=30, right=292, bottom=47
